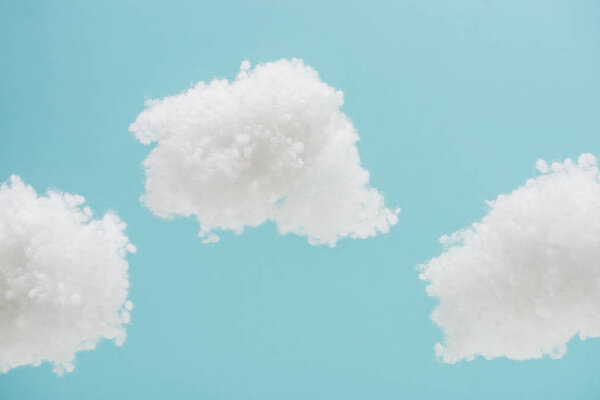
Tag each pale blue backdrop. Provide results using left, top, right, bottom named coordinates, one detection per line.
left=1, top=1, right=600, bottom=399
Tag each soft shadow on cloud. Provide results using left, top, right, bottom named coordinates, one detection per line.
left=420, top=154, right=600, bottom=362
left=0, top=177, right=135, bottom=374
left=130, top=59, right=398, bottom=246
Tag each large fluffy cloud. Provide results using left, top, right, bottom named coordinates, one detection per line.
left=129, top=59, right=398, bottom=246
left=420, top=154, right=600, bottom=362
left=0, top=176, right=135, bottom=374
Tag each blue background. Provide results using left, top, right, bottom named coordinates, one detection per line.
left=2, top=1, right=600, bottom=398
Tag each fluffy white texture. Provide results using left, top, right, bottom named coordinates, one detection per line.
left=129, top=58, right=398, bottom=246
left=420, top=154, right=600, bottom=363
left=0, top=176, right=135, bottom=374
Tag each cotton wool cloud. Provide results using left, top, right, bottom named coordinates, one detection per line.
left=129, top=58, right=398, bottom=246
left=0, top=176, right=135, bottom=374
left=420, top=154, right=600, bottom=363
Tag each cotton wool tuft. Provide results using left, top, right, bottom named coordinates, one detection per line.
left=129, top=58, right=398, bottom=246
left=420, top=154, right=600, bottom=362
left=0, top=176, right=135, bottom=374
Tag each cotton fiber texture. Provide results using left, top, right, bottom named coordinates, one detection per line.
left=130, top=59, right=398, bottom=246
left=0, top=176, right=135, bottom=374
left=420, top=154, right=600, bottom=362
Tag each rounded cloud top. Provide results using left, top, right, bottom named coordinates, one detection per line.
left=420, top=154, right=600, bottom=362
left=130, top=58, right=398, bottom=246
left=0, top=176, right=135, bottom=374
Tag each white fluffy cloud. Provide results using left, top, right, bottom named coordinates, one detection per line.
left=420, top=154, right=600, bottom=363
left=0, top=176, right=135, bottom=374
left=130, top=59, right=398, bottom=246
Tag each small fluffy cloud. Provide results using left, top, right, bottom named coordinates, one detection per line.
left=0, top=176, right=135, bottom=374
left=420, top=154, right=600, bottom=362
left=130, top=58, right=398, bottom=246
